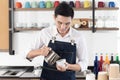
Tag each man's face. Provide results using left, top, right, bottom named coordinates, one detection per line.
left=54, top=15, right=72, bottom=36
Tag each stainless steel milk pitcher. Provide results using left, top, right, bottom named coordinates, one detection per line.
left=45, top=50, right=61, bottom=65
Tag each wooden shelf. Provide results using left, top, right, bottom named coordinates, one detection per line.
left=14, top=7, right=119, bottom=11
left=74, top=27, right=119, bottom=31
left=74, top=28, right=92, bottom=30
left=73, top=8, right=93, bottom=11
left=14, top=27, right=119, bottom=32
left=15, top=8, right=55, bottom=11
left=14, top=27, right=44, bottom=32
left=95, top=7, right=119, bottom=10
left=95, top=27, right=119, bottom=30
left=15, top=27, right=92, bottom=32
left=15, top=8, right=93, bottom=11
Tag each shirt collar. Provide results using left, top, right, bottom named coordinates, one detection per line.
left=52, top=26, right=72, bottom=38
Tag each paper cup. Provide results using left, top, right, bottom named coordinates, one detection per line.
left=86, top=73, right=95, bottom=80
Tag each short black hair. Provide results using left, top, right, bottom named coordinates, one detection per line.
left=54, top=2, right=74, bottom=18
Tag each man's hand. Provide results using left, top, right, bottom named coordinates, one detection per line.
left=40, top=46, right=51, bottom=56
left=56, top=62, right=68, bottom=72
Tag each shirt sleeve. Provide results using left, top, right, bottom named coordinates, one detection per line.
left=76, top=34, right=88, bottom=71
left=24, top=31, right=44, bottom=59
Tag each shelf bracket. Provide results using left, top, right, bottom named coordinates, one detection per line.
left=9, top=0, right=15, bottom=55
left=92, top=0, right=96, bottom=33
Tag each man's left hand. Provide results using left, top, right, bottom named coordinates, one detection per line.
left=56, top=62, right=68, bottom=72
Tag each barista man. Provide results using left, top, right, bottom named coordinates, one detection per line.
left=26, top=2, right=88, bottom=80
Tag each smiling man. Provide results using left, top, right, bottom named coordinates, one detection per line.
left=26, top=2, right=88, bottom=80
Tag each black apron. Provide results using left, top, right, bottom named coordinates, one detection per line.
left=40, top=39, right=76, bottom=80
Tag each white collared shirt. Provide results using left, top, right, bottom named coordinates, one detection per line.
left=26, top=26, right=88, bottom=71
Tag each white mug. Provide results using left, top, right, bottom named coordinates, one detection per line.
left=74, top=24, right=80, bottom=28
left=56, top=59, right=66, bottom=67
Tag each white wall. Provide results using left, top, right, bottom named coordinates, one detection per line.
left=0, top=0, right=119, bottom=66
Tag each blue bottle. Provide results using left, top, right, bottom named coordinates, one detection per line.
left=94, top=53, right=99, bottom=79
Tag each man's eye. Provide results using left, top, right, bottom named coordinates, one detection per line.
left=58, top=22, right=62, bottom=25
left=66, top=23, right=70, bottom=25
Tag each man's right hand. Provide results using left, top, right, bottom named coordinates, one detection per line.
left=40, top=46, right=51, bottom=56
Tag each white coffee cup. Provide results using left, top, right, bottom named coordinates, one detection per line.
left=33, top=69, right=41, bottom=76
left=74, top=24, right=80, bottom=28
left=56, top=59, right=66, bottom=67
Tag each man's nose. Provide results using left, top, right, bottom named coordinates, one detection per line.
left=61, top=24, right=66, bottom=29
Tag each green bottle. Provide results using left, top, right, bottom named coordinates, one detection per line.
left=115, top=54, right=120, bottom=65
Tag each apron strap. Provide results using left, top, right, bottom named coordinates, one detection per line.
left=51, top=36, right=75, bottom=45
left=70, top=39, right=75, bottom=45
left=51, top=36, right=56, bottom=43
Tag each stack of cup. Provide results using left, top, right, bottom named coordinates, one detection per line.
left=109, top=64, right=120, bottom=79
left=98, top=71, right=108, bottom=80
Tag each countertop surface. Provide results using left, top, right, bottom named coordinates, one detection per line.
left=0, top=66, right=86, bottom=79
left=0, top=53, right=87, bottom=79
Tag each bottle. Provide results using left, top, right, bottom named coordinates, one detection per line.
left=94, top=53, right=99, bottom=79
left=103, top=54, right=110, bottom=72
left=115, top=54, right=120, bottom=64
left=98, top=53, right=104, bottom=71
left=110, top=53, right=114, bottom=63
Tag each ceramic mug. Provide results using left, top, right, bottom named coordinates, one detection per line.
left=16, top=2, right=22, bottom=8
left=75, top=1, right=81, bottom=8
left=98, top=1, right=105, bottom=8
left=108, top=1, right=115, bottom=8
left=25, top=1, right=31, bottom=8
left=56, top=59, right=66, bottom=67
left=54, top=1, right=60, bottom=8
left=69, top=1, right=75, bottom=7
left=39, top=1, right=46, bottom=8
left=84, top=0, right=91, bottom=8
left=46, top=1, right=52, bottom=8
left=74, top=24, right=80, bottom=28
left=31, top=1, right=38, bottom=8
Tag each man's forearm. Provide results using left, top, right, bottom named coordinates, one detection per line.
left=26, top=49, right=41, bottom=59
left=67, top=63, right=81, bottom=71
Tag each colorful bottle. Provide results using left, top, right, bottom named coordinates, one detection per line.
left=103, top=53, right=110, bottom=72
left=110, top=53, right=114, bottom=63
left=98, top=53, right=104, bottom=71
left=115, top=54, right=120, bottom=64
left=94, top=53, right=99, bottom=79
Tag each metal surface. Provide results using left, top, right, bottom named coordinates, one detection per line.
left=45, top=50, right=61, bottom=65
left=0, top=66, right=29, bottom=77
left=92, top=0, right=96, bottom=33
